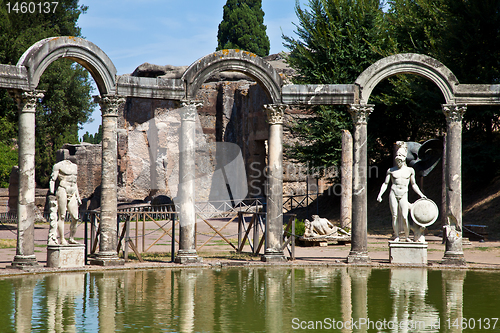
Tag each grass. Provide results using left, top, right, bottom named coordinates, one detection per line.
left=0, top=239, right=16, bottom=248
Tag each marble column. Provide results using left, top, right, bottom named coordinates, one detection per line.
left=262, top=104, right=287, bottom=263
left=9, top=90, right=43, bottom=268
left=90, top=95, right=125, bottom=266
left=347, top=104, right=373, bottom=264
left=441, top=104, right=467, bottom=265
left=175, top=101, right=203, bottom=264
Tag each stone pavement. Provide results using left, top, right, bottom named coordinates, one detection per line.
left=0, top=218, right=500, bottom=276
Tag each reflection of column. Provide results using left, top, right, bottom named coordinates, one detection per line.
left=340, top=268, right=352, bottom=333
left=350, top=267, right=371, bottom=333
left=46, top=274, right=84, bottom=332
left=262, top=104, right=286, bottom=262
left=91, top=95, right=125, bottom=266
left=347, top=104, right=373, bottom=263
left=441, top=104, right=466, bottom=265
left=265, top=269, right=284, bottom=332
left=177, top=270, right=201, bottom=333
left=97, top=273, right=118, bottom=333
left=13, top=276, right=39, bottom=332
left=9, top=90, right=44, bottom=268
left=176, top=101, right=203, bottom=263
left=442, top=270, right=466, bottom=333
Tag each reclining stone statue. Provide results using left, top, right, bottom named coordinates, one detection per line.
left=303, top=215, right=350, bottom=238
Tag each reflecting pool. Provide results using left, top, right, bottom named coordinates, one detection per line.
left=1, top=267, right=499, bottom=332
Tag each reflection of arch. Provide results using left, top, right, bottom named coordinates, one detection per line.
left=182, top=49, right=282, bottom=103
left=17, top=36, right=117, bottom=94
left=355, top=53, right=459, bottom=104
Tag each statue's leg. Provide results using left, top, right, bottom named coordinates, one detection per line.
left=56, top=189, right=68, bottom=245
left=389, top=191, right=399, bottom=241
left=67, top=195, right=79, bottom=244
left=400, top=195, right=410, bottom=241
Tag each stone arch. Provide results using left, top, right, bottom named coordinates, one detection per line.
left=17, top=36, right=117, bottom=94
left=355, top=53, right=459, bottom=104
left=182, top=49, right=283, bottom=103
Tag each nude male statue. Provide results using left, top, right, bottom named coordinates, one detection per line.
left=48, top=158, right=82, bottom=245
left=377, top=141, right=426, bottom=242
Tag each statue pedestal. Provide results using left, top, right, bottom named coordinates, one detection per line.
left=389, top=241, right=427, bottom=265
left=47, top=244, right=85, bottom=268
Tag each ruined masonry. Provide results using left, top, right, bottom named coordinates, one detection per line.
left=1, top=37, right=499, bottom=267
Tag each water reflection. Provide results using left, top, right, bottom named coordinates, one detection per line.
left=1, top=266, right=498, bottom=332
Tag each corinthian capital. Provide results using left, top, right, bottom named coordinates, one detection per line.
left=348, top=104, right=374, bottom=125
left=442, top=104, right=467, bottom=123
left=181, top=100, right=203, bottom=121
left=264, top=104, right=286, bottom=125
left=8, top=90, right=44, bottom=113
left=94, top=95, right=125, bottom=117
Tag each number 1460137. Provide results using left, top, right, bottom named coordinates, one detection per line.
left=6, top=2, right=58, bottom=14
left=446, top=318, right=498, bottom=330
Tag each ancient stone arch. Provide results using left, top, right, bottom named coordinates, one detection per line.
left=17, top=36, right=117, bottom=94
left=348, top=53, right=468, bottom=264
left=354, top=53, right=459, bottom=104
left=182, top=49, right=283, bottom=103
left=7, top=36, right=120, bottom=267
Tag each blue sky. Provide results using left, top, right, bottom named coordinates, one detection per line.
left=78, top=0, right=308, bottom=138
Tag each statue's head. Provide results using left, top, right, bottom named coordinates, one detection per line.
left=395, top=141, right=407, bottom=167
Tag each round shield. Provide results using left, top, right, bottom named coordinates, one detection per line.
left=410, top=198, right=439, bottom=228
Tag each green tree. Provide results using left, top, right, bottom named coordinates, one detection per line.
left=283, top=0, right=384, bottom=175
left=216, top=0, right=270, bottom=57
left=82, top=124, right=102, bottom=144
left=383, top=0, right=500, bottom=181
left=0, top=0, right=95, bottom=187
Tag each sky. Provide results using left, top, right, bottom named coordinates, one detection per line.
left=77, top=0, right=308, bottom=138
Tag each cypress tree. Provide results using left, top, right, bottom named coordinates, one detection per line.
left=216, top=0, right=270, bottom=57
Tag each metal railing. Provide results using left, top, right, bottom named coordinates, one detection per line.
left=237, top=212, right=296, bottom=260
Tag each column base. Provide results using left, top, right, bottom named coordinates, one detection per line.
left=89, top=251, right=125, bottom=266
left=11, top=254, right=39, bottom=269
left=174, top=250, right=203, bottom=264
left=441, top=251, right=466, bottom=265
left=347, top=250, right=371, bottom=264
left=261, top=249, right=287, bottom=263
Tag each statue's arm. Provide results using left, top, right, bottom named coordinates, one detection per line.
left=377, top=170, right=391, bottom=202
left=410, top=168, right=426, bottom=198
left=49, top=165, right=59, bottom=194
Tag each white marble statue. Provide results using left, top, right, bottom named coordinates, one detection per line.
left=304, top=215, right=339, bottom=237
left=377, top=141, right=427, bottom=242
left=48, top=158, right=82, bottom=245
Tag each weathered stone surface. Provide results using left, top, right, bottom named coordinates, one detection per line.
left=46, top=244, right=85, bottom=268
left=389, top=241, right=428, bottom=265
left=17, top=37, right=116, bottom=94
left=354, top=53, right=459, bottom=105
left=182, top=49, right=283, bottom=103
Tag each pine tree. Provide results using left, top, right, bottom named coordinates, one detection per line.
left=216, top=0, right=270, bottom=57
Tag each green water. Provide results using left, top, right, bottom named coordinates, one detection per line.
left=0, top=267, right=499, bottom=332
